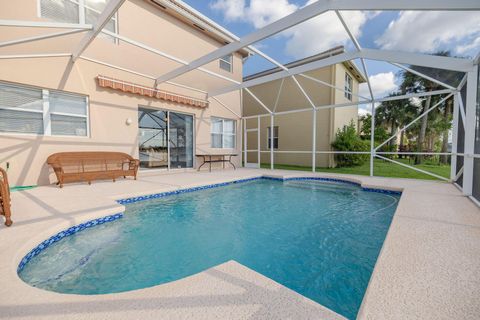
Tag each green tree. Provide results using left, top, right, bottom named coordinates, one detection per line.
left=399, top=51, right=458, bottom=164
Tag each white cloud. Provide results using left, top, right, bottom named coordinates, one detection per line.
left=283, top=10, right=374, bottom=58
left=456, top=37, right=480, bottom=55
left=358, top=106, right=371, bottom=116
left=210, top=0, right=297, bottom=28
left=359, top=72, right=398, bottom=99
left=376, top=11, right=480, bottom=55
left=210, top=0, right=376, bottom=59
left=210, top=0, right=246, bottom=21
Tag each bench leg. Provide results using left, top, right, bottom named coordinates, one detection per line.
left=88, top=181, right=91, bottom=185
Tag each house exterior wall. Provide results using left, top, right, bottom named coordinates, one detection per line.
left=0, top=0, right=243, bottom=186
left=243, top=63, right=361, bottom=168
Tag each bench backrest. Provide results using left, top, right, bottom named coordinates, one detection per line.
left=47, top=152, right=136, bottom=171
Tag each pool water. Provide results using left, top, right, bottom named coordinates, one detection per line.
left=19, top=179, right=399, bottom=319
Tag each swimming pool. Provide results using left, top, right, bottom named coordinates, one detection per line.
left=19, top=178, right=399, bottom=319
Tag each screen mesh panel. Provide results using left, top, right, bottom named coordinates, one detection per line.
left=472, top=68, right=480, bottom=202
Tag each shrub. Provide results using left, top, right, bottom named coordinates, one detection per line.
left=331, top=121, right=369, bottom=167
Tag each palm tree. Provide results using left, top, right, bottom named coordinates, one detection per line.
left=399, top=51, right=459, bottom=164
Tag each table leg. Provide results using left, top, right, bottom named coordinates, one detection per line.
left=209, top=155, right=212, bottom=172
left=223, top=155, right=225, bottom=169
left=229, top=155, right=236, bottom=170
left=198, top=156, right=206, bottom=171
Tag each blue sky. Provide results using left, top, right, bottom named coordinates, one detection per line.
left=182, top=0, right=480, bottom=100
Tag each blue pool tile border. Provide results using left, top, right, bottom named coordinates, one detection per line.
left=18, top=175, right=401, bottom=273
left=17, top=213, right=123, bottom=273
left=116, top=177, right=263, bottom=205
left=118, top=176, right=401, bottom=205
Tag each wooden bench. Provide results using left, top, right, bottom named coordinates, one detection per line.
left=0, top=168, right=12, bottom=227
left=47, top=152, right=139, bottom=188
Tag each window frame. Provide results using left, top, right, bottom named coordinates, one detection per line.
left=344, top=72, right=353, bottom=101
left=0, top=81, right=90, bottom=138
left=38, top=0, right=118, bottom=43
left=219, top=54, right=233, bottom=73
left=267, top=126, right=279, bottom=149
left=210, top=117, right=236, bottom=149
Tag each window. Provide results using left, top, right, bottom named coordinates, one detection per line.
left=267, top=126, right=279, bottom=149
left=344, top=72, right=353, bottom=101
left=0, top=82, right=88, bottom=136
left=211, top=117, right=236, bottom=148
left=40, top=0, right=117, bottom=42
left=0, top=83, right=44, bottom=134
left=49, top=92, right=88, bottom=136
left=219, top=54, right=233, bottom=72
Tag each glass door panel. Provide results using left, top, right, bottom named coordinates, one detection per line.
left=169, top=112, right=193, bottom=168
left=138, top=108, right=168, bottom=169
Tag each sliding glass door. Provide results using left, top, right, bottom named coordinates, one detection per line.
left=138, top=108, right=168, bottom=169
left=138, top=107, right=193, bottom=169
left=169, top=112, right=194, bottom=168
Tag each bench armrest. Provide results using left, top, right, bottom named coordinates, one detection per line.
left=128, top=159, right=140, bottom=170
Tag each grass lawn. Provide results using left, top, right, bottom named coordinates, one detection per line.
left=260, top=158, right=451, bottom=181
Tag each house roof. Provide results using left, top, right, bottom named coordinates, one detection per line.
left=149, top=0, right=252, bottom=57
left=243, top=46, right=368, bottom=83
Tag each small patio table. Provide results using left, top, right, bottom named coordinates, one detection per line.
left=196, top=153, right=237, bottom=172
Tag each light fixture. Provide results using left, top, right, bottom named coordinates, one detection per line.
left=126, top=118, right=133, bottom=126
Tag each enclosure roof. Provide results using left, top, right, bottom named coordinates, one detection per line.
left=243, top=46, right=367, bottom=83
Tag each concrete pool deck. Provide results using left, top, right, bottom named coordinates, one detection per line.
left=0, top=168, right=479, bottom=319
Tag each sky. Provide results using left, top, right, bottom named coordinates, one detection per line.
left=182, top=0, right=480, bottom=112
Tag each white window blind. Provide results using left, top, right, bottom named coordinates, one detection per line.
left=0, top=81, right=88, bottom=137
left=49, top=91, right=88, bottom=136
left=40, top=0, right=117, bottom=41
left=40, top=0, right=79, bottom=23
left=211, top=117, right=236, bottom=148
left=0, top=83, right=44, bottom=134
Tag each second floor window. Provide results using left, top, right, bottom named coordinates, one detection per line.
left=344, top=72, right=353, bottom=101
left=40, top=0, right=117, bottom=41
left=219, top=54, right=233, bottom=72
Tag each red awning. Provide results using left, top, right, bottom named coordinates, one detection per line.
left=97, top=75, right=208, bottom=108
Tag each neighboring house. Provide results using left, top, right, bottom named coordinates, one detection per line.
left=243, top=46, right=367, bottom=168
left=0, top=0, right=249, bottom=186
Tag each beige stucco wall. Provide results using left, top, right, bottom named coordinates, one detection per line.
left=0, top=0, right=243, bottom=186
left=243, top=64, right=361, bottom=168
